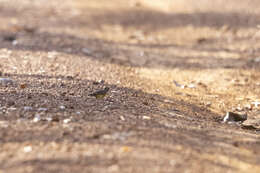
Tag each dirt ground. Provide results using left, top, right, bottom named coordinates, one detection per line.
left=0, top=0, right=260, bottom=172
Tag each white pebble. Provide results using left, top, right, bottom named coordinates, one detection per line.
left=63, top=118, right=71, bottom=124
left=38, top=107, right=48, bottom=111
left=23, top=146, right=32, bottom=153
left=142, top=116, right=151, bottom=120
left=120, top=116, right=125, bottom=121
left=59, top=105, right=66, bottom=110
left=33, top=114, right=41, bottom=122
left=24, top=106, right=33, bottom=111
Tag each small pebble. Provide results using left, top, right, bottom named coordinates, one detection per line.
left=23, top=146, right=32, bottom=153
left=59, top=105, right=66, bottom=110
left=0, top=78, right=13, bottom=85
left=223, top=112, right=247, bottom=123
left=45, top=117, right=53, bottom=122
left=187, top=84, right=196, bottom=88
left=38, top=107, right=48, bottom=112
left=120, top=146, right=132, bottom=153
left=63, top=118, right=71, bottom=124
left=120, top=116, right=125, bottom=121
left=173, top=80, right=185, bottom=89
left=47, top=51, right=58, bottom=58
left=93, top=79, right=105, bottom=85
left=164, top=99, right=174, bottom=104
left=7, top=100, right=15, bottom=106
left=12, top=40, right=18, bottom=46
left=20, top=83, right=27, bottom=89
left=49, top=115, right=60, bottom=122
left=82, top=48, right=92, bottom=55
left=23, top=106, right=33, bottom=111
left=8, top=107, right=17, bottom=111
left=3, top=35, right=16, bottom=42
left=33, top=114, right=41, bottom=122
left=252, top=101, right=260, bottom=108
left=142, top=116, right=151, bottom=120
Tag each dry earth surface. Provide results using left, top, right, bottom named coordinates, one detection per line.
left=0, top=0, right=260, bottom=172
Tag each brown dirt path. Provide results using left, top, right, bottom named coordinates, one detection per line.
left=0, top=0, right=260, bottom=172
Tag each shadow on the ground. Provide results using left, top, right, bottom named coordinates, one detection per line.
left=0, top=30, right=258, bottom=70
left=0, top=73, right=259, bottom=170
left=82, top=10, right=260, bottom=30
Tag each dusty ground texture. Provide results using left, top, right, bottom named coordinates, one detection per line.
left=0, top=0, right=260, bottom=172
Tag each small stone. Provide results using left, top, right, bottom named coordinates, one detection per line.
left=46, top=117, right=58, bottom=122
left=93, top=80, right=105, bottom=85
left=223, top=112, right=247, bottom=123
left=82, top=48, right=92, bottom=55
left=23, top=26, right=36, bottom=33
left=164, top=99, right=174, bottom=104
left=47, top=51, right=58, bottom=58
left=205, top=102, right=211, bottom=106
left=234, top=106, right=243, bottom=112
left=187, top=84, right=196, bottom=88
left=20, top=83, right=27, bottom=89
left=7, top=100, right=15, bottom=106
left=66, top=76, right=73, bottom=80
left=63, top=118, right=71, bottom=124
left=173, top=80, right=185, bottom=89
left=33, top=114, right=41, bottom=122
left=0, top=78, right=13, bottom=85
left=12, top=40, right=18, bottom=46
left=120, top=146, right=132, bottom=153
left=142, top=116, right=151, bottom=120
left=38, top=107, right=48, bottom=112
left=143, top=101, right=149, bottom=106
left=242, top=118, right=260, bottom=127
left=23, top=146, right=32, bottom=153
left=197, top=37, right=207, bottom=44
left=252, top=101, right=260, bottom=108
left=59, top=105, right=66, bottom=110
left=102, top=132, right=131, bottom=141
left=8, top=107, right=17, bottom=111
left=3, top=35, right=16, bottom=42
left=241, top=124, right=259, bottom=130
left=45, top=117, right=53, bottom=122
left=244, top=104, right=252, bottom=110
left=120, top=116, right=125, bottom=121
left=48, top=115, right=60, bottom=122
left=23, top=106, right=33, bottom=111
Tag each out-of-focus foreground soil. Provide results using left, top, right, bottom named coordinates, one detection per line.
left=0, top=0, right=260, bottom=172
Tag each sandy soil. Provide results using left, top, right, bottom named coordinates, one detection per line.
left=0, top=0, right=260, bottom=172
